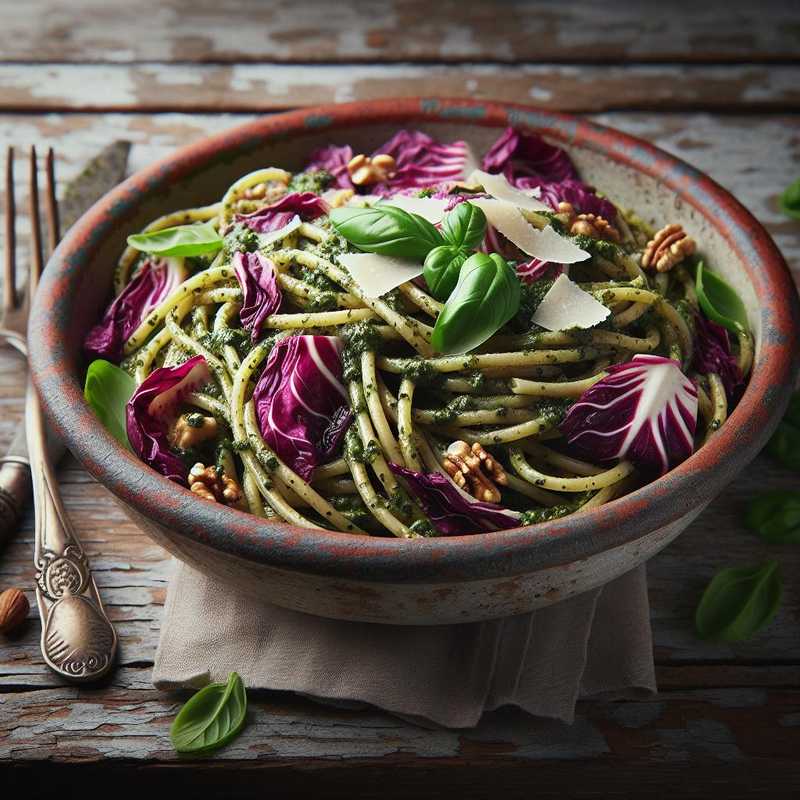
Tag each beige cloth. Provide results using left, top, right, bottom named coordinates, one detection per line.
left=153, top=562, right=656, bottom=728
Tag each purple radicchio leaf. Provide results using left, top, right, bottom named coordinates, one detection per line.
left=482, top=127, right=616, bottom=220
left=560, top=354, right=698, bottom=476
left=388, top=463, right=521, bottom=536
left=305, top=143, right=355, bottom=189
left=125, top=355, right=211, bottom=485
left=519, top=177, right=617, bottom=221
left=691, top=312, right=743, bottom=402
left=253, top=335, right=350, bottom=481
left=370, top=130, right=473, bottom=196
left=515, top=258, right=566, bottom=284
left=233, top=251, right=282, bottom=342
left=236, top=191, right=329, bottom=233
left=317, top=405, right=354, bottom=461
left=482, top=126, right=578, bottom=184
left=84, top=257, right=186, bottom=362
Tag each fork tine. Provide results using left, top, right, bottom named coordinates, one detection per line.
left=3, top=145, right=16, bottom=312
left=45, top=147, right=59, bottom=254
left=28, top=145, right=44, bottom=295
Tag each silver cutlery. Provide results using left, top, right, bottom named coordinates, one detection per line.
left=2, top=145, right=121, bottom=681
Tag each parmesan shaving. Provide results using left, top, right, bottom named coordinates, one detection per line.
left=468, top=168, right=551, bottom=212
left=531, top=274, right=610, bottom=331
left=380, top=195, right=450, bottom=224
left=337, top=253, right=423, bottom=299
left=257, top=215, right=303, bottom=246
left=470, top=198, right=590, bottom=264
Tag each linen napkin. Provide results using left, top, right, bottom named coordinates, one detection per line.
left=153, top=561, right=655, bottom=728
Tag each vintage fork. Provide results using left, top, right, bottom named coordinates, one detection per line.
left=1, top=146, right=117, bottom=681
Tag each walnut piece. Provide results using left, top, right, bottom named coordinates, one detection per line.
left=442, top=441, right=507, bottom=504
left=347, top=153, right=397, bottom=186
left=641, top=223, right=696, bottom=273
left=170, top=414, right=218, bottom=450
left=188, top=463, right=245, bottom=509
left=569, top=212, right=621, bottom=243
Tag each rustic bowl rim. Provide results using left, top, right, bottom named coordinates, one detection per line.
left=29, top=98, right=800, bottom=584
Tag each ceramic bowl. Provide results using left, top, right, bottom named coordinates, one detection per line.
left=29, top=99, right=800, bottom=624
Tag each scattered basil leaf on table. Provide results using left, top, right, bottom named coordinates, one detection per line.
left=767, top=392, right=800, bottom=471
left=127, top=221, right=223, bottom=257
left=746, top=491, right=800, bottom=544
left=170, top=672, right=248, bottom=755
left=694, top=560, right=782, bottom=642
left=779, top=178, right=800, bottom=220
left=440, top=201, right=486, bottom=250
left=329, top=205, right=443, bottom=261
left=695, top=261, right=749, bottom=336
left=431, top=252, right=521, bottom=354
left=83, top=359, right=137, bottom=448
left=423, top=245, right=469, bottom=301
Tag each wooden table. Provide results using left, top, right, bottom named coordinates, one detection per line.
left=1, top=2, right=799, bottom=795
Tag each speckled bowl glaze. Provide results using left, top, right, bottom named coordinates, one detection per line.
left=29, top=99, right=800, bottom=624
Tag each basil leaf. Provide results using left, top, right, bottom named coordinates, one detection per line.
left=695, top=261, right=749, bottom=336
left=695, top=561, right=782, bottom=642
left=767, top=392, right=800, bottom=471
left=83, top=359, right=136, bottom=449
left=170, top=672, right=247, bottom=754
left=423, top=245, right=468, bottom=301
left=329, top=206, right=443, bottom=261
left=127, top=221, right=223, bottom=257
left=440, top=202, right=486, bottom=251
left=746, top=491, right=800, bottom=544
left=431, top=253, right=521, bottom=354
left=779, top=178, right=800, bottom=220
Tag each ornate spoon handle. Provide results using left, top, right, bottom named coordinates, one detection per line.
left=26, top=379, right=118, bottom=681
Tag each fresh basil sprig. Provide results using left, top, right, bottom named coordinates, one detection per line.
left=423, top=203, right=488, bottom=301
left=767, top=392, right=800, bottom=471
left=329, top=205, right=443, bottom=261
left=83, top=359, right=136, bottom=448
left=746, top=491, right=800, bottom=544
left=170, top=672, right=248, bottom=755
left=694, top=560, right=782, bottom=642
left=779, top=177, right=800, bottom=220
left=423, top=245, right=469, bottom=301
left=127, top=221, right=223, bottom=257
left=695, top=261, right=749, bottom=336
left=431, top=253, right=521, bottom=354
left=440, top=201, right=486, bottom=250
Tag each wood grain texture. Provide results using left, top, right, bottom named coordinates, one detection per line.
left=1, top=0, right=798, bottom=64
left=1, top=63, right=799, bottom=113
left=0, top=103, right=799, bottom=779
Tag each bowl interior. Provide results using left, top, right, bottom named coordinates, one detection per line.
left=32, top=101, right=798, bottom=585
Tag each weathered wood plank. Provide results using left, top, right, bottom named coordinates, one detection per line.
left=1, top=680, right=798, bottom=766
left=0, top=0, right=798, bottom=64
left=1, top=63, right=799, bottom=113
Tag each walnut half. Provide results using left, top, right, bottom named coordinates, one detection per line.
left=347, top=153, right=397, bottom=186
left=442, top=441, right=508, bottom=504
left=641, top=223, right=696, bottom=272
left=188, top=463, right=245, bottom=509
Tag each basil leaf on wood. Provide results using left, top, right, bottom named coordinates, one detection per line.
left=423, top=245, right=469, bottom=301
left=440, top=201, right=486, bottom=250
left=779, top=177, right=800, bottom=220
left=746, top=491, right=800, bottom=544
left=694, top=560, right=782, bottom=642
left=83, top=359, right=137, bottom=449
left=127, top=221, right=223, bottom=257
left=170, top=672, right=248, bottom=754
left=431, top=253, right=521, bottom=354
left=767, top=392, right=800, bottom=471
left=329, top=206, right=443, bottom=261
left=695, top=261, right=749, bottom=336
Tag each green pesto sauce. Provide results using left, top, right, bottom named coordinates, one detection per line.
left=409, top=519, right=436, bottom=537
left=288, top=170, right=333, bottom=195
left=343, top=426, right=365, bottom=464
left=341, top=321, right=384, bottom=382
